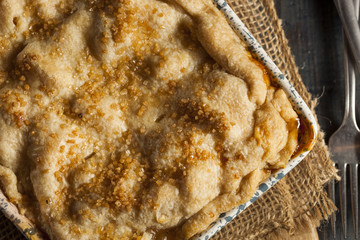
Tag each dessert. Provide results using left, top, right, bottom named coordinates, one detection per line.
left=0, top=0, right=299, bottom=239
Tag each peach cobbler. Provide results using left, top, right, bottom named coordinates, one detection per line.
left=0, top=0, right=299, bottom=239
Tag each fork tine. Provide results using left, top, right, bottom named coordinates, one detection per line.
left=339, top=163, right=348, bottom=238
left=350, top=163, right=359, bottom=239
left=328, top=179, right=337, bottom=238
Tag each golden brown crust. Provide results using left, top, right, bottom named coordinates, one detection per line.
left=0, top=0, right=298, bottom=239
left=173, top=0, right=267, bottom=105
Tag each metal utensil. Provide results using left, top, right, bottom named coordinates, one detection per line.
left=335, top=0, right=360, bottom=75
left=330, top=0, right=360, bottom=239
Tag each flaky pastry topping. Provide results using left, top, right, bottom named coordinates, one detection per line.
left=0, top=0, right=298, bottom=239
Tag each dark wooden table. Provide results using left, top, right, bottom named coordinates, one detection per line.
left=274, top=1, right=360, bottom=239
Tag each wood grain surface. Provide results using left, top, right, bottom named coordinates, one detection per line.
left=274, top=1, right=360, bottom=240
left=274, top=0, right=360, bottom=141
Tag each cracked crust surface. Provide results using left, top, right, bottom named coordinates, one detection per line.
left=0, top=0, right=298, bottom=239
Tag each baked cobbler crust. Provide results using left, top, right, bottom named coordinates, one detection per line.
left=0, top=0, right=298, bottom=239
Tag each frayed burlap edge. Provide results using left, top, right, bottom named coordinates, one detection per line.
left=211, top=0, right=339, bottom=239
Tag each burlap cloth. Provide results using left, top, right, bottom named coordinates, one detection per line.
left=0, top=0, right=338, bottom=239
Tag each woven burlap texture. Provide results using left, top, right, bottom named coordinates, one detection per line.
left=212, top=0, right=338, bottom=239
left=0, top=0, right=338, bottom=239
